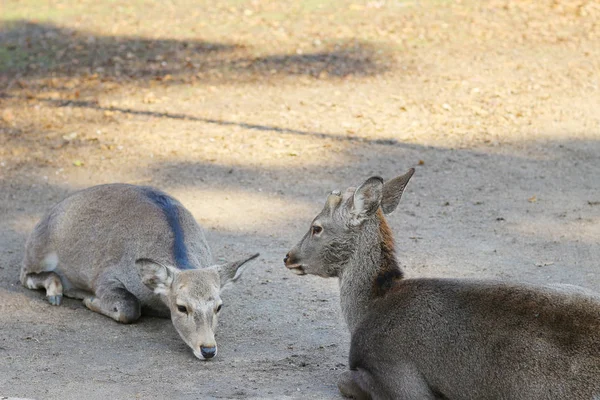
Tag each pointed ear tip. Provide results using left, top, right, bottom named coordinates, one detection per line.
left=240, top=253, right=260, bottom=264
left=228, top=252, right=260, bottom=269
left=391, top=168, right=415, bottom=182
left=403, top=168, right=415, bottom=180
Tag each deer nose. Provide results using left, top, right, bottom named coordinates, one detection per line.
left=284, top=253, right=290, bottom=265
left=200, top=346, right=216, bottom=359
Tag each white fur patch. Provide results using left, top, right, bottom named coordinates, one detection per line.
left=232, top=264, right=248, bottom=281
left=46, top=280, right=61, bottom=296
left=153, top=286, right=168, bottom=295
left=42, top=252, right=59, bottom=271
left=26, top=277, right=36, bottom=289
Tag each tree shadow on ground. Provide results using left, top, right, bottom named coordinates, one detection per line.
left=1, top=134, right=598, bottom=400
left=1, top=94, right=407, bottom=147
left=0, top=20, right=390, bottom=90
left=3, top=135, right=598, bottom=287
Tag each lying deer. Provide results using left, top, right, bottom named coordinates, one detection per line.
left=20, top=183, right=258, bottom=360
left=284, top=169, right=600, bottom=399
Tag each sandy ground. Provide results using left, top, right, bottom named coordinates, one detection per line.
left=1, top=0, right=599, bottom=398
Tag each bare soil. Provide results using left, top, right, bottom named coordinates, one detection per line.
left=1, top=0, right=599, bottom=399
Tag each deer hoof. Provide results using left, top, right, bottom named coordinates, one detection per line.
left=47, top=295, right=62, bottom=306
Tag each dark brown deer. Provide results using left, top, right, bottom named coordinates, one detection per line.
left=285, top=169, right=600, bottom=399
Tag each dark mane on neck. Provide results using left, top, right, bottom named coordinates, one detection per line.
left=372, top=209, right=404, bottom=297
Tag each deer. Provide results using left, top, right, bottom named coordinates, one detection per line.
left=284, top=169, right=600, bottom=399
left=20, top=183, right=259, bottom=360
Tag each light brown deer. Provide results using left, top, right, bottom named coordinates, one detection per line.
left=285, top=169, right=600, bottom=399
left=21, top=183, right=259, bottom=360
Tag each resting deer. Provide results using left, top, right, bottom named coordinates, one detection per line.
left=20, top=183, right=259, bottom=360
left=284, top=169, right=600, bottom=399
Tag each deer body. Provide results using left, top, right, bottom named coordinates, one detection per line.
left=349, top=279, right=600, bottom=399
left=285, top=170, right=600, bottom=399
left=21, top=183, right=258, bottom=360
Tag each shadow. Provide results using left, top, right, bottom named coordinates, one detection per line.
left=0, top=20, right=393, bottom=179
left=0, top=20, right=389, bottom=90
left=0, top=93, right=407, bottom=148
left=1, top=136, right=599, bottom=399
left=0, top=180, right=74, bottom=290
left=2, top=7, right=599, bottom=400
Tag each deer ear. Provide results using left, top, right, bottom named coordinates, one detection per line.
left=136, top=259, right=177, bottom=295
left=213, top=253, right=259, bottom=290
left=381, top=168, right=415, bottom=214
left=351, top=176, right=384, bottom=224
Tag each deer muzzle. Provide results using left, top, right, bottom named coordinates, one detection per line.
left=284, top=251, right=306, bottom=275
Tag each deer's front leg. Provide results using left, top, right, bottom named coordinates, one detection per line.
left=84, top=286, right=141, bottom=324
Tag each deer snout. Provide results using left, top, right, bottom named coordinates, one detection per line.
left=284, top=250, right=307, bottom=275
left=284, top=249, right=300, bottom=266
left=284, top=251, right=298, bottom=267
left=193, top=343, right=218, bottom=360
left=200, top=345, right=217, bottom=359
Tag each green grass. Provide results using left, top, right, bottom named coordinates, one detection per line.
left=0, top=46, right=35, bottom=71
left=1, top=1, right=83, bottom=22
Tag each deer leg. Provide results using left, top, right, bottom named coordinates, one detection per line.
left=390, top=368, right=439, bottom=400
left=63, top=288, right=93, bottom=300
left=23, top=271, right=64, bottom=306
left=339, top=367, right=437, bottom=400
left=338, top=370, right=372, bottom=400
left=83, top=286, right=141, bottom=324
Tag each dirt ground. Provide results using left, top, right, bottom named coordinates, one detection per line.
left=1, top=0, right=599, bottom=399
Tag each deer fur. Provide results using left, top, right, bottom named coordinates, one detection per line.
left=285, top=169, right=600, bottom=399
left=20, top=183, right=259, bottom=360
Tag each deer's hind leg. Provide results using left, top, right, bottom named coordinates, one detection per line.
left=22, top=271, right=64, bottom=306
left=338, top=370, right=372, bottom=400
left=83, top=283, right=141, bottom=324
left=339, top=366, right=438, bottom=400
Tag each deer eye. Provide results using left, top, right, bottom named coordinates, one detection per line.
left=216, top=304, right=222, bottom=312
left=176, top=305, right=188, bottom=314
left=312, top=225, right=323, bottom=235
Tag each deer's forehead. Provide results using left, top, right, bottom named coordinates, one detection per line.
left=343, top=187, right=356, bottom=200
left=176, top=288, right=220, bottom=309
left=331, top=187, right=355, bottom=205
left=317, top=187, right=355, bottom=220
left=175, top=270, right=220, bottom=300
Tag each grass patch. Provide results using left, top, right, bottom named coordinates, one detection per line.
left=1, top=1, right=82, bottom=22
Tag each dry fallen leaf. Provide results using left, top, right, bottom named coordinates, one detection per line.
left=535, top=262, right=554, bottom=268
left=143, top=93, right=157, bottom=104
left=1, top=109, right=15, bottom=123
left=62, top=132, right=78, bottom=141
left=528, top=195, right=537, bottom=203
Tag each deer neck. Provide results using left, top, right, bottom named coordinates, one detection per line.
left=339, top=210, right=403, bottom=333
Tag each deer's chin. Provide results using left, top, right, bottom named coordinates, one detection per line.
left=286, top=264, right=307, bottom=276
